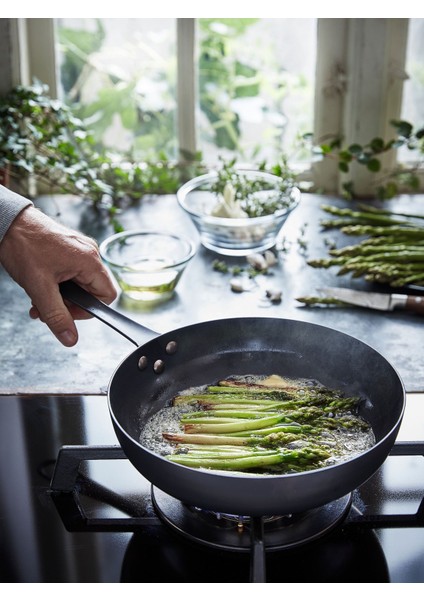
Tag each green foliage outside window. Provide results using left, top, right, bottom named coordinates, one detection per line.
left=0, top=19, right=423, bottom=228
left=198, top=18, right=259, bottom=151
left=56, top=18, right=311, bottom=162
left=57, top=19, right=178, bottom=160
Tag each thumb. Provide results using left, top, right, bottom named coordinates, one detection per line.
left=32, top=286, right=79, bottom=347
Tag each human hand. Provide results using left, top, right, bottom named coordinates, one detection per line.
left=0, top=205, right=117, bottom=346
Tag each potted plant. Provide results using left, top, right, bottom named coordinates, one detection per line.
left=0, top=81, right=203, bottom=224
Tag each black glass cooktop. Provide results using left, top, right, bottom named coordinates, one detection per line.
left=1, top=394, right=423, bottom=583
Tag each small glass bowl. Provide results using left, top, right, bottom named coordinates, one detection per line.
left=100, top=230, right=197, bottom=302
left=177, top=170, right=300, bottom=256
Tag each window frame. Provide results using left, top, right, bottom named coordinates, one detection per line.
left=13, top=17, right=422, bottom=196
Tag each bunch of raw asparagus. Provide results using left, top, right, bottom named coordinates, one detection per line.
left=162, top=378, right=370, bottom=474
left=308, top=204, right=424, bottom=288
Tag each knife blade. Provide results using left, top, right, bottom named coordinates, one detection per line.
left=317, top=286, right=424, bottom=314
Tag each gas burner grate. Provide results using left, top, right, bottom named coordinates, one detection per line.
left=48, top=442, right=424, bottom=582
left=49, top=441, right=424, bottom=532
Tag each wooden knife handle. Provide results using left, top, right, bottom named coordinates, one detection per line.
left=405, top=295, right=424, bottom=314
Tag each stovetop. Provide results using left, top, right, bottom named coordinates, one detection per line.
left=1, top=393, right=424, bottom=583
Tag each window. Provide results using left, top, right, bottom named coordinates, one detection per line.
left=17, top=18, right=424, bottom=195
left=399, top=18, right=424, bottom=163
left=54, top=18, right=317, bottom=166
left=196, top=19, right=317, bottom=164
left=56, top=18, right=178, bottom=159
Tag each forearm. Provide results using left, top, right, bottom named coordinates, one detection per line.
left=0, top=185, right=33, bottom=244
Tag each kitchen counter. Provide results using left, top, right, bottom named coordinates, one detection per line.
left=1, top=191, right=423, bottom=394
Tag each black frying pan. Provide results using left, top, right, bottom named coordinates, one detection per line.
left=60, top=281, right=405, bottom=517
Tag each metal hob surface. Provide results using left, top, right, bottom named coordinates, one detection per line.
left=1, top=393, right=423, bottom=583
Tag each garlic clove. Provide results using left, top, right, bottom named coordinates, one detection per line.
left=264, top=250, right=277, bottom=266
left=230, top=277, right=246, bottom=293
left=211, top=182, right=249, bottom=219
left=246, top=252, right=268, bottom=271
left=265, top=288, right=282, bottom=303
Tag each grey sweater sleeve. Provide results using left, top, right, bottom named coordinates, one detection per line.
left=0, top=185, right=33, bottom=243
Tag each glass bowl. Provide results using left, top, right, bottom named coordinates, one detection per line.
left=100, top=230, right=197, bottom=302
left=176, top=170, right=300, bottom=256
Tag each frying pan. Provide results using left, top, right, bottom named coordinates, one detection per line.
left=60, top=281, right=405, bottom=517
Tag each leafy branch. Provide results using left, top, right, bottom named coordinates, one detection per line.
left=311, top=120, right=424, bottom=199
left=0, top=82, right=205, bottom=217
left=0, top=82, right=299, bottom=232
left=1, top=81, right=424, bottom=239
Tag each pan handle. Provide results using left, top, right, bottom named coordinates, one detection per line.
left=59, top=280, right=158, bottom=347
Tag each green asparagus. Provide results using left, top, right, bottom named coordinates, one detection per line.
left=306, top=203, right=424, bottom=287
left=166, top=445, right=331, bottom=472
left=161, top=377, right=372, bottom=474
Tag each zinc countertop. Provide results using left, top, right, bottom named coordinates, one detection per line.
left=0, top=192, right=423, bottom=394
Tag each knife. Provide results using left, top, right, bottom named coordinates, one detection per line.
left=317, top=286, right=424, bottom=315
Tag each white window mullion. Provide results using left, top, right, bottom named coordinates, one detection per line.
left=342, top=18, right=409, bottom=197
left=24, top=19, right=58, bottom=97
left=312, top=18, right=348, bottom=194
left=0, top=18, right=33, bottom=92
left=176, top=18, right=197, bottom=161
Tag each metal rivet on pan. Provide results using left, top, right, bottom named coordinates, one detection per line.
left=138, top=356, right=148, bottom=370
left=165, top=341, right=178, bottom=354
left=153, top=359, right=165, bottom=374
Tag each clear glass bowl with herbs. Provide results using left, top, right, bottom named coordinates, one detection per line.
left=177, top=169, right=300, bottom=256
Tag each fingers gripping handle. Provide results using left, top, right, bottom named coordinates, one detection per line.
left=59, top=281, right=158, bottom=347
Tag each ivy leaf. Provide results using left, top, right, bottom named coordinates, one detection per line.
left=384, top=139, right=396, bottom=150
left=341, top=181, right=355, bottom=199
left=377, top=181, right=398, bottom=200
left=339, top=150, right=352, bottom=162
left=390, top=119, right=413, bottom=138
left=399, top=173, right=420, bottom=190
left=329, top=137, right=342, bottom=150
left=369, top=137, right=385, bottom=153
left=385, top=182, right=399, bottom=198
left=319, top=144, right=332, bottom=155
left=357, top=152, right=371, bottom=165
left=348, top=143, right=362, bottom=155
left=366, top=158, right=381, bottom=172
left=338, top=161, right=349, bottom=173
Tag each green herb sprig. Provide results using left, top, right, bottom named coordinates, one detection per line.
left=209, top=157, right=297, bottom=217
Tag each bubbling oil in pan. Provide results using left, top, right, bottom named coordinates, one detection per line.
left=139, top=374, right=375, bottom=474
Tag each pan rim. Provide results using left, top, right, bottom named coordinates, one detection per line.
left=106, top=316, right=406, bottom=481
